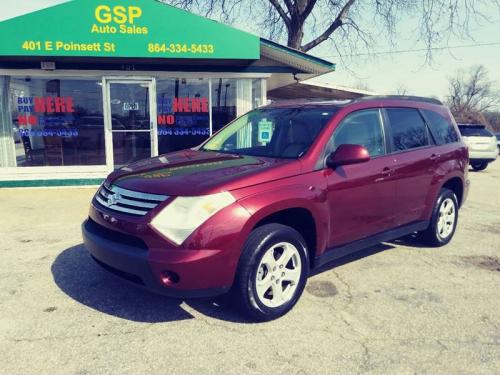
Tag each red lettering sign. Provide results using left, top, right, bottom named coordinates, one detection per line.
left=18, top=115, right=38, bottom=126
left=157, top=114, right=175, bottom=126
left=34, top=97, right=46, bottom=113
left=33, top=97, right=75, bottom=113
left=171, top=97, right=209, bottom=113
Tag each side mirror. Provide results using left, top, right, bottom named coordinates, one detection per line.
left=326, top=144, right=370, bottom=169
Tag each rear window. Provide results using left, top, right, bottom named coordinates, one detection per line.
left=422, top=110, right=459, bottom=145
left=458, top=126, right=493, bottom=137
left=386, top=108, right=430, bottom=151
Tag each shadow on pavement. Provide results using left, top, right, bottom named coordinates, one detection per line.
left=52, top=242, right=399, bottom=323
left=311, top=243, right=395, bottom=276
left=389, top=233, right=430, bottom=249
left=51, top=244, right=249, bottom=324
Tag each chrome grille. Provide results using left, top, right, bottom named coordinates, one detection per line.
left=95, top=184, right=168, bottom=216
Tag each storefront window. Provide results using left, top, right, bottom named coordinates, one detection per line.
left=2, top=76, right=267, bottom=169
left=212, top=78, right=237, bottom=133
left=252, top=79, right=263, bottom=109
left=9, top=77, right=105, bottom=166
left=156, top=78, right=210, bottom=154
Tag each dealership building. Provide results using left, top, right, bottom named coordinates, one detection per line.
left=0, top=0, right=336, bottom=187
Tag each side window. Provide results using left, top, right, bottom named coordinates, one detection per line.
left=386, top=108, right=430, bottom=151
left=422, top=109, right=459, bottom=145
left=332, top=109, right=385, bottom=157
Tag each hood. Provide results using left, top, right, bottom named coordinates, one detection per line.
left=107, top=149, right=301, bottom=196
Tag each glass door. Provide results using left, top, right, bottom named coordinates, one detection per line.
left=104, top=79, right=157, bottom=168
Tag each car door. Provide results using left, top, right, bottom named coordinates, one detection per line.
left=383, top=107, right=436, bottom=226
left=324, top=108, right=397, bottom=248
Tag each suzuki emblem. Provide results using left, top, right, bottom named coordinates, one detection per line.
left=108, top=193, right=120, bottom=206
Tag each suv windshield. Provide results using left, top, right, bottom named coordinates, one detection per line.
left=458, top=126, right=493, bottom=137
left=202, top=108, right=336, bottom=158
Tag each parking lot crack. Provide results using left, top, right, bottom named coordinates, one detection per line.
left=331, top=269, right=353, bottom=305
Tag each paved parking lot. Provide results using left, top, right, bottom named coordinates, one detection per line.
left=1, top=161, right=499, bottom=375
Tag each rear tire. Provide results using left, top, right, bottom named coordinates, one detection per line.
left=233, top=223, right=309, bottom=321
left=419, top=188, right=459, bottom=247
left=471, top=161, right=488, bottom=171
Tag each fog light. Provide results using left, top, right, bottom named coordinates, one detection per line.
left=160, top=270, right=180, bottom=286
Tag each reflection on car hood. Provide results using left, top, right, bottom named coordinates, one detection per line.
left=107, top=149, right=300, bottom=196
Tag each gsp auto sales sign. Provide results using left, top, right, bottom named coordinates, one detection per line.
left=0, top=0, right=260, bottom=59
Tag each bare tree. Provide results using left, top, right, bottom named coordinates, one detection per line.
left=394, top=84, right=409, bottom=96
left=446, top=65, right=500, bottom=124
left=160, top=0, right=499, bottom=58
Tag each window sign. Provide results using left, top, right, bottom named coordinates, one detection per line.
left=123, top=102, right=139, bottom=111
left=257, top=119, right=273, bottom=144
left=9, top=77, right=106, bottom=167
left=156, top=79, right=210, bottom=154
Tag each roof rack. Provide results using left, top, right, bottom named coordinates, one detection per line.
left=355, top=95, right=443, bottom=105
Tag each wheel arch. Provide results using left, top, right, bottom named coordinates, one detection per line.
left=253, top=207, right=317, bottom=269
left=441, top=176, right=464, bottom=207
left=239, top=196, right=327, bottom=270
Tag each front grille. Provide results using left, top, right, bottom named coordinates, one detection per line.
left=95, top=183, right=168, bottom=216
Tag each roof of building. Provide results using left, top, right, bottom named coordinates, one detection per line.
left=268, top=80, right=378, bottom=100
left=260, top=39, right=336, bottom=75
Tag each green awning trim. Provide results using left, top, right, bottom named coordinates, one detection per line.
left=0, top=0, right=260, bottom=60
left=0, top=178, right=104, bottom=188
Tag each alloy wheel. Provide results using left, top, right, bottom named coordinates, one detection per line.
left=437, top=198, right=456, bottom=239
left=255, top=242, right=302, bottom=308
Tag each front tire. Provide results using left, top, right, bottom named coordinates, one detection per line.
left=471, top=161, right=488, bottom=171
left=419, top=188, right=459, bottom=247
left=233, top=223, right=309, bottom=321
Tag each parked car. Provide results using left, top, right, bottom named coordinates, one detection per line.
left=457, top=124, right=498, bottom=171
left=83, top=96, right=469, bottom=321
left=496, top=133, right=500, bottom=154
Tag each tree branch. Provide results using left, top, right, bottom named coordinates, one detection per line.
left=301, top=0, right=318, bottom=19
left=269, top=0, right=291, bottom=28
left=301, top=0, right=356, bottom=51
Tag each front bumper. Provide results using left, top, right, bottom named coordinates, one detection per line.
left=82, top=219, right=231, bottom=298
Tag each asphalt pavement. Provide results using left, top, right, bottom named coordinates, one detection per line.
left=1, top=161, right=499, bottom=374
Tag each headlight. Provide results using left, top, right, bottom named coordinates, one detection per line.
left=150, top=191, right=236, bottom=246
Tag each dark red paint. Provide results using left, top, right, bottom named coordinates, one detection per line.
left=84, top=98, right=469, bottom=296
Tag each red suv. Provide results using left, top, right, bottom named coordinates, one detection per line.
left=83, top=96, right=469, bottom=321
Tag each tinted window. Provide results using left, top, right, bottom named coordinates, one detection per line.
left=202, top=108, right=335, bottom=158
left=458, top=126, right=493, bottom=137
left=422, top=110, right=459, bottom=145
left=387, top=108, right=429, bottom=151
left=333, top=109, right=385, bottom=157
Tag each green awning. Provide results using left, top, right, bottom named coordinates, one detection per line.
left=0, top=0, right=260, bottom=60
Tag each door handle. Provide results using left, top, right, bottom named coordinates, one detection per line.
left=381, top=167, right=393, bottom=176
left=430, top=153, right=440, bottom=161
left=375, top=167, right=393, bottom=182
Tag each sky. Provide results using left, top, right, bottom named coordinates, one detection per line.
left=308, top=11, right=500, bottom=101
left=2, top=0, right=499, bottom=102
